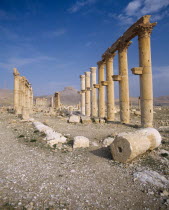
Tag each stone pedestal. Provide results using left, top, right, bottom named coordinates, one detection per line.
left=90, top=67, right=97, bottom=117
left=85, top=72, right=91, bottom=117
left=98, top=61, right=105, bottom=118
left=138, top=27, right=153, bottom=127
left=118, top=42, right=131, bottom=124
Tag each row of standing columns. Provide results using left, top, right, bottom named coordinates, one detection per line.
left=13, top=68, right=33, bottom=120
left=79, top=15, right=156, bottom=127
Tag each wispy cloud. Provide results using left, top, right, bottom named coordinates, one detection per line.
left=68, top=0, right=97, bottom=13
left=111, top=0, right=169, bottom=25
left=45, top=28, right=67, bottom=38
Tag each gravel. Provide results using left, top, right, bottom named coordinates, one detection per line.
left=0, top=110, right=169, bottom=209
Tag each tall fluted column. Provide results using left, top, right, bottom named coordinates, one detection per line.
left=90, top=67, right=97, bottom=117
left=80, top=75, right=86, bottom=115
left=98, top=61, right=105, bottom=118
left=118, top=42, right=131, bottom=124
left=105, top=53, right=116, bottom=122
left=85, top=71, right=91, bottom=116
left=138, top=26, right=154, bottom=127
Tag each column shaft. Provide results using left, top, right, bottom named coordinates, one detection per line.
left=98, top=62, right=105, bottom=118
left=80, top=75, right=85, bottom=115
left=118, top=44, right=130, bottom=124
left=90, top=67, right=97, bottom=117
left=106, top=55, right=115, bottom=121
left=138, top=28, right=153, bottom=127
left=85, top=72, right=91, bottom=116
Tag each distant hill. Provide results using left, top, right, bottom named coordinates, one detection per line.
left=1, top=88, right=169, bottom=107
left=34, top=87, right=81, bottom=106
left=60, top=87, right=80, bottom=105
left=0, top=89, right=13, bottom=106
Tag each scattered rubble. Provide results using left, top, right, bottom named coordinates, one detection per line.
left=103, top=137, right=115, bottom=147
left=134, top=170, right=169, bottom=188
left=73, top=136, right=89, bottom=149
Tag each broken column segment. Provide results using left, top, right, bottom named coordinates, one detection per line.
left=110, top=128, right=161, bottom=163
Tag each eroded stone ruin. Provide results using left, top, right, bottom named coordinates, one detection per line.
left=13, top=68, right=33, bottom=120
left=11, top=15, right=163, bottom=163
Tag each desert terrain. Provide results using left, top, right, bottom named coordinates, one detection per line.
left=0, top=98, right=169, bottom=209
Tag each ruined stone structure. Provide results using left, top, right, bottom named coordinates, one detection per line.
left=13, top=68, right=33, bottom=120
left=54, top=92, right=61, bottom=110
left=35, top=98, right=48, bottom=108
left=79, top=15, right=156, bottom=127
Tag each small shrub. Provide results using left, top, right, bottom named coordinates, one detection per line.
left=30, top=139, right=37, bottom=142
left=18, top=134, right=25, bottom=138
left=34, top=130, right=39, bottom=133
left=161, top=153, right=168, bottom=157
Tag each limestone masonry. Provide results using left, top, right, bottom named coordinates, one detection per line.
left=79, top=15, right=156, bottom=128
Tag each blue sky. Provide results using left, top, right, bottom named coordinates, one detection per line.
left=0, top=0, right=169, bottom=97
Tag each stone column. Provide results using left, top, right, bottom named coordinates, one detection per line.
left=85, top=72, right=91, bottom=116
left=105, top=53, right=116, bottom=122
left=138, top=26, right=154, bottom=127
left=98, top=61, right=105, bottom=118
left=30, top=87, right=33, bottom=113
left=51, top=96, right=54, bottom=108
left=22, top=78, right=30, bottom=120
left=138, top=96, right=140, bottom=110
left=54, top=92, right=61, bottom=110
left=90, top=67, right=97, bottom=117
left=118, top=41, right=131, bottom=124
left=13, top=68, right=21, bottom=114
left=80, top=75, right=86, bottom=115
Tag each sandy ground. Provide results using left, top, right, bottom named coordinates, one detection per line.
left=0, top=107, right=169, bottom=209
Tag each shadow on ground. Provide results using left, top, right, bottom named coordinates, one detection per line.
left=90, top=147, right=112, bottom=160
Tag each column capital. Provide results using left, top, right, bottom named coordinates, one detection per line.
left=85, top=71, right=91, bottom=76
left=136, top=23, right=157, bottom=38
left=102, top=52, right=116, bottom=61
left=90, top=67, right=97, bottom=73
left=118, top=41, right=132, bottom=52
left=97, top=60, right=106, bottom=67
left=80, top=75, right=85, bottom=79
left=13, top=68, right=20, bottom=76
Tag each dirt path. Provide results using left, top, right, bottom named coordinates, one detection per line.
left=0, top=112, right=168, bottom=209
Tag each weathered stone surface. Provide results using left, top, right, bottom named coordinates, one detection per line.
left=68, top=115, right=80, bottom=123
left=134, top=170, right=169, bottom=188
left=93, top=117, right=100, bottom=124
left=103, top=137, right=115, bottom=147
left=32, top=121, right=67, bottom=147
left=134, top=111, right=141, bottom=116
left=110, top=128, right=161, bottom=163
left=99, top=118, right=105, bottom=123
left=81, top=116, right=91, bottom=123
left=73, top=136, right=89, bottom=149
